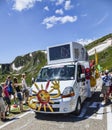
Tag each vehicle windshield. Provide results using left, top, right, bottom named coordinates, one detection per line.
left=36, top=65, right=75, bottom=82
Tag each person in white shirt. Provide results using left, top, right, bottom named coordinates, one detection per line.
left=21, top=73, right=29, bottom=104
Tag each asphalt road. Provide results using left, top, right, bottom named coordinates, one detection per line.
left=0, top=79, right=112, bottom=130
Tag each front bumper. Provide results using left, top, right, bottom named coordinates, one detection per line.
left=33, top=96, right=77, bottom=114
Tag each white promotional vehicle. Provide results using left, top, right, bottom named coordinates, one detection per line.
left=28, top=42, right=96, bottom=115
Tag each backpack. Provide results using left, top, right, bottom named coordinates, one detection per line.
left=6, top=80, right=13, bottom=93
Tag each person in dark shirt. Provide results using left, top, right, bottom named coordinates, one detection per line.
left=6, top=75, right=16, bottom=104
left=13, top=77, right=24, bottom=112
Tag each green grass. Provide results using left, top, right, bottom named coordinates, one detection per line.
left=7, top=104, right=30, bottom=118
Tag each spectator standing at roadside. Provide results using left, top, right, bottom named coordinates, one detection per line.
left=21, top=73, right=29, bottom=104
left=101, top=70, right=111, bottom=103
left=5, top=75, right=16, bottom=104
left=31, top=77, right=35, bottom=84
left=13, top=77, right=24, bottom=112
left=0, top=84, right=9, bottom=121
left=3, top=83, right=11, bottom=115
left=109, top=71, right=112, bottom=98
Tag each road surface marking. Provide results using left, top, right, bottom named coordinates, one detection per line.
left=107, top=106, right=112, bottom=130
left=0, top=111, right=31, bottom=129
left=95, top=103, right=103, bottom=120
left=86, top=102, right=103, bottom=120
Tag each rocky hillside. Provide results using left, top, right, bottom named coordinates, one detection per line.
left=0, top=50, right=47, bottom=85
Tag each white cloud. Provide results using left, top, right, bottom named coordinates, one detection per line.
left=56, top=0, right=64, bottom=5
left=56, top=0, right=73, bottom=10
left=46, top=23, right=54, bottom=29
left=42, top=15, right=77, bottom=29
left=55, top=9, right=64, bottom=15
left=44, top=6, right=49, bottom=11
left=12, top=0, right=42, bottom=11
left=76, top=38, right=95, bottom=46
left=64, top=0, right=73, bottom=10
left=60, top=15, right=77, bottom=23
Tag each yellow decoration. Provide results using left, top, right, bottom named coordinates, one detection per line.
left=95, top=49, right=98, bottom=65
left=28, top=80, right=61, bottom=112
left=95, top=70, right=100, bottom=79
left=34, top=82, right=40, bottom=90
left=49, top=80, right=61, bottom=98
left=28, top=96, right=37, bottom=109
left=90, top=76, right=96, bottom=87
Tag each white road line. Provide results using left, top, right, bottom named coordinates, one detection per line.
left=95, top=103, right=103, bottom=120
left=107, top=106, right=112, bottom=130
left=95, top=110, right=103, bottom=119
left=0, top=111, right=31, bottom=129
left=86, top=102, right=104, bottom=120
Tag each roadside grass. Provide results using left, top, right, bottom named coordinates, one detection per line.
left=7, top=100, right=30, bottom=118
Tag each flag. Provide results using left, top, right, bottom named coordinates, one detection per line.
left=95, top=49, right=98, bottom=65
left=97, top=64, right=102, bottom=71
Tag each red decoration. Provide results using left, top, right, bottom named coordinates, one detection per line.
left=85, top=68, right=91, bottom=79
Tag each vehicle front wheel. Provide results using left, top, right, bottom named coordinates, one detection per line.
left=74, top=98, right=81, bottom=116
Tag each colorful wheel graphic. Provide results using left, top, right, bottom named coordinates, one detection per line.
left=28, top=80, right=61, bottom=112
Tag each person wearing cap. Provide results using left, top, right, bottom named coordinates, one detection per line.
left=101, top=70, right=111, bottom=103
left=21, top=73, right=29, bottom=105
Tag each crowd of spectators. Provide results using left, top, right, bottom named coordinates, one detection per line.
left=0, top=73, right=30, bottom=122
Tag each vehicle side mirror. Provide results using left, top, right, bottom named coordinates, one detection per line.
left=80, top=73, right=85, bottom=81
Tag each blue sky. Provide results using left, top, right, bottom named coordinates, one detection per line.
left=0, top=0, right=112, bottom=63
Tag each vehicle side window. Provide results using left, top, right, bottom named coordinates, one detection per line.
left=81, top=65, right=85, bottom=74
left=77, top=65, right=85, bottom=81
left=41, top=69, right=48, bottom=79
left=77, top=65, right=82, bottom=81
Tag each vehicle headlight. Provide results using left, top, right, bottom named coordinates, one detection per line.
left=62, top=87, right=75, bottom=98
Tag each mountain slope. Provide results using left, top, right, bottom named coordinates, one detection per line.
left=0, top=50, right=47, bottom=85
left=86, top=33, right=112, bottom=71
left=85, top=33, right=112, bottom=50
left=88, top=38, right=112, bottom=56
